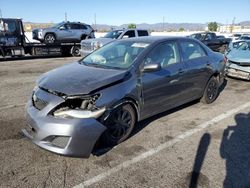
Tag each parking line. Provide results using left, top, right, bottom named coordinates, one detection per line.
left=73, top=102, right=250, bottom=188
left=0, top=103, right=26, bottom=110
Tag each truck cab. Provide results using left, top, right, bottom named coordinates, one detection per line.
left=0, top=18, right=25, bottom=56
left=189, top=32, right=231, bottom=53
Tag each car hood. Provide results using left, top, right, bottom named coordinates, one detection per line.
left=227, top=49, right=250, bottom=65
left=38, top=62, right=129, bottom=96
left=81, top=38, right=114, bottom=45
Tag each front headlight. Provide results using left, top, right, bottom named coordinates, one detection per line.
left=92, top=41, right=103, bottom=50
left=52, top=94, right=105, bottom=119
left=53, top=107, right=106, bottom=119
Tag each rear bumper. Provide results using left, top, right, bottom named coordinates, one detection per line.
left=23, top=89, right=106, bottom=158
left=225, top=64, right=250, bottom=80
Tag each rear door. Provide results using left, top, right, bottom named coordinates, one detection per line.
left=178, top=39, right=212, bottom=99
left=141, top=41, right=189, bottom=118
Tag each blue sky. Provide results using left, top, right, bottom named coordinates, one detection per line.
left=0, top=0, right=250, bottom=25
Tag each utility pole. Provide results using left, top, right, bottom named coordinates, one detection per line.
left=230, top=17, right=235, bottom=33
left=0, top=9, right=2, bottom=18
left=65, top=12, right=67, bottom=22
left=162, top=16, right=165, bottom=32
left=94, top=13, right=96, bottom=29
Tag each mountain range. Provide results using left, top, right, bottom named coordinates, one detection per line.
left=23, top=21, right=250, bottom=32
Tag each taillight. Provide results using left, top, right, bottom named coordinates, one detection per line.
left=223, top=56, right=228, bottom=64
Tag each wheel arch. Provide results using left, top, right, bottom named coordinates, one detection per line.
left=44, top=32, right=57, bottom=40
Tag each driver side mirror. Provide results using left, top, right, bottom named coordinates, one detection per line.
left=59, top=26, right=65, bottom=30
left=143, top=63, right=161, bottom=72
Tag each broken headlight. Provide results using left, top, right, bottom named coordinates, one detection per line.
left=53, top=94, right=106, bottom=119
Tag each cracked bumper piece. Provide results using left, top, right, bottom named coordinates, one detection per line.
left=23, top=98, right=106, bottom=158
left=226, top=66, right=250, bottom=80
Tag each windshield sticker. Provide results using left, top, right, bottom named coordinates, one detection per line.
left=131, top=43, right=149, bottom=48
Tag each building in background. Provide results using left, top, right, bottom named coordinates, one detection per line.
left=219, top=25, right=250, bottom=33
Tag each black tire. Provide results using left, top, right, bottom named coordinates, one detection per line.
left=70, top=46, right=80, bottom=57
left=201, top=76, right=219, bottom=104
left=101, top=104, right=136, bottom=146
left=44, top=33, right=56, bottom=44
left=81, top=35, right=87, bottom=40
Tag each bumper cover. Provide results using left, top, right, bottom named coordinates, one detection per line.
left=226, top=63, right=250, bottom=80
left=23, top=89, right=106, bottom=157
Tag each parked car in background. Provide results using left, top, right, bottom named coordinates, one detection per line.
left=80, top=29, right=149, bottom=56
left=229, top=33, right=242, bottom=41
left=225, top=40, right=250, bottom=80
left=226, top=40, right=246, bottom=53
left=189, top=32, right=231, bottom=53
left=217, top=35, right=226, bottom=39
left=22, top=36, right=225, bottom=157
left=238, top=35, right=250, bottom=41
left=32, top=21, right=95, bottom=44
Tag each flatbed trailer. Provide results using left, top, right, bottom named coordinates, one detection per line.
left=0, top=18, right=81, bottom=58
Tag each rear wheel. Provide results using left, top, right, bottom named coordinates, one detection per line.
left=201, top=76, right=219, bottom=104
left=101, top=104, right=136, bottom=146
left=44, top=33, right=56, bottom=44
left=70, top=46, right=80, bottom=56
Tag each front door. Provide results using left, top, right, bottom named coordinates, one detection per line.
left=140, top=41, right=188, bottom=118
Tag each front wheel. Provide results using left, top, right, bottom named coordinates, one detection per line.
left=201, top=76, right=219, bottom=104
left=44, top=33, right=56, bottom=44
left=101, top=104, right=136, bottom=146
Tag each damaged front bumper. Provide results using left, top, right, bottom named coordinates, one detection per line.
left=22, top=88, right=107, bottom=157
left=225, top=63, right=250, bottom=80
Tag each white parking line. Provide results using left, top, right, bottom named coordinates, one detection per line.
left=0, top=103, right=26, bottom=110
left=74, top=102, right=250, bottom=188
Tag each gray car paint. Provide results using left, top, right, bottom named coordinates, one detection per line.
left=24, top=37, right=225, bottom=157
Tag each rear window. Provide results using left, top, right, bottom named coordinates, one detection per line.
left=138, top=30, right=149, bottom=36
left=180, top=41, right=207, bottom=61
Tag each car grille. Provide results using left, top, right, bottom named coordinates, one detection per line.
left=32, top=93, right=48, bottom=110
left=81, top=42, right=93, bottom=51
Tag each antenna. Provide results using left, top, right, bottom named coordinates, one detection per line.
left=162, top=16, right=165, bottom=32
left=65, top=12, right=67, bottom=22
left=94, top=13, right=96, bottom=29
left=230, top=17, right=235, bottom=33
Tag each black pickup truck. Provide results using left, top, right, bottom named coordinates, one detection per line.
left=189, top=32, right=231, bottom=53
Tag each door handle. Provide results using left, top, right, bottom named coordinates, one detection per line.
left=178, top=69, right=185, bottom=74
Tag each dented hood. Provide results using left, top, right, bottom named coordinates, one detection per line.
left=38, top=62, right=128, bottom=96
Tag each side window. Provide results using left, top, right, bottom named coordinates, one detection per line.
left=205, top=34, right=212, bottom=40
left=122, top=30, right=135, bottom=38
left=180, top=41, right=206, bottom=61
left=70, top=24, right=81, bottom=29
left=64, top=23, right=71, bottom=29
left=138, top=30, right=148, bottom=36
left=2, top=20, right=17, bottom=33
left=144, top=42, right=180, bottom=68
left=79, top=24, right=87, bottom=30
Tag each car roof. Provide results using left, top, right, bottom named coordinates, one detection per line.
left=119, top=36, right=190, bottom=43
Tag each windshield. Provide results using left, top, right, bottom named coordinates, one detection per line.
left=80, top=41, right=150, bottom=69
left=237, top=41, right=250, bottom=51
left=103, top=30, right=123, bottom=39
left=52, top=22, right=64, bottom=28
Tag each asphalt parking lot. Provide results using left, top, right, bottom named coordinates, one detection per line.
left=0, top=57, right=250, bottom=188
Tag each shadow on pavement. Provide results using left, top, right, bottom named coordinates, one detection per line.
left=189, top=133, right=211, bottom=188
left=92, top=100, right=200, bottom=156
left=0, top=54, right=77, bottom=62
left=220, top=112, right=250, bottom=188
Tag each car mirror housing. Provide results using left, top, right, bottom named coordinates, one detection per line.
left=143, top=63, right=161, bottom=72
left=59, top=26, right=65, bottom=30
